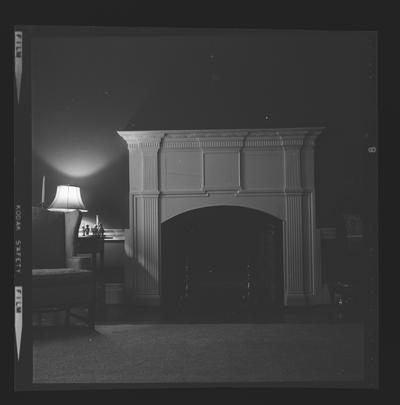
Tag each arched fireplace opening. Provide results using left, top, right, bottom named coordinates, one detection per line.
left=161, top=205, right=283, bottom=322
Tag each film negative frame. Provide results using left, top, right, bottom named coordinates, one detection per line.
left=13, top=26, right=380, bottom=391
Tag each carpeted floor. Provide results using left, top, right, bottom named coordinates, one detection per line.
left=33, top=323, right=364, bottom=384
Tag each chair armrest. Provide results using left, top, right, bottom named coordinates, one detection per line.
left=66, top=255, right=91, bottom=271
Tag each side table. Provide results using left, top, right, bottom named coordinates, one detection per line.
left=77, top=236, right=105, bottom=316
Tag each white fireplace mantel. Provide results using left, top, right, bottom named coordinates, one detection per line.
left=118, top=127, right=324, bottom=307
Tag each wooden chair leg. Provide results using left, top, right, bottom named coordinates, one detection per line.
left=88, top=275, right=97, bottom=330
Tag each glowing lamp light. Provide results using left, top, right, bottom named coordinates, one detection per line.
left=48, top=185, right=88, bottom=212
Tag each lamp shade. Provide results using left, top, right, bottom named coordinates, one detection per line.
left=48, top=185, right=88, bottom=212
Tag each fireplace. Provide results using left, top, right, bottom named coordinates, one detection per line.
left=161, top=205, right=284, bottom=321
left=118, top=128, right=323, bottom=308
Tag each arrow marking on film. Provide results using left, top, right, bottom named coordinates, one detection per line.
left=15, top=287, right=22, bottom=361
left=15, top=31, right=23, bottom=104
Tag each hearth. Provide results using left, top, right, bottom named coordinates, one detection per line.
left=118, top=127, right=323, bottom=308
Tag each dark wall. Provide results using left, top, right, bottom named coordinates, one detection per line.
left=31, top=30, right=376, bottom=229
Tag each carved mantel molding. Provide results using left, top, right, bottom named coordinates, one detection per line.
left=118, top=127, right=323, bottom=149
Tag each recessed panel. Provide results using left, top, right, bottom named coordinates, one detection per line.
left=162, top=150, right=202, bottom=191
left=242, top=151, right=284, bottom=190
left=301, top=147, right=315, bottom=190
left=204, top=152, right=239, bottom=189
left=129, top=148, right=142, bottom=192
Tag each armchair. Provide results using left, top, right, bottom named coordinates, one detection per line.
left=32, top=207, right=96, bottom=329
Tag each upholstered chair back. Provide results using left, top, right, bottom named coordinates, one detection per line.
left=32, top=207, right=82, bottom=269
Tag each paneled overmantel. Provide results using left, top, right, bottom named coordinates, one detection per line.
left=118, top=128, right=324, bottom=307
